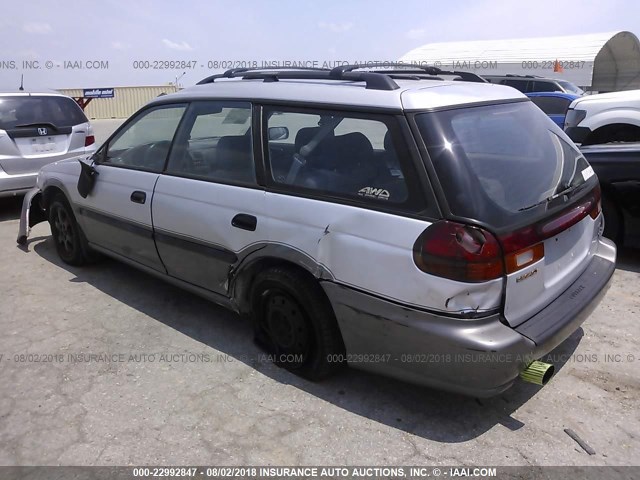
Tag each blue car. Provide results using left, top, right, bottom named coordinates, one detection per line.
left=526, top=92, right=581, bottom=128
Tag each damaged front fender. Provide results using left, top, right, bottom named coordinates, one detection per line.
left=17, top=187, right=47, bottom=245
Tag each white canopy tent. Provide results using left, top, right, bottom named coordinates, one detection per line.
left=399, top=31, right=640, bottom=92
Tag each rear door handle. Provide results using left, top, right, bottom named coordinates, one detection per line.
left=232, top=213, right=257, bottom=231
left=130, top=191, right=146, bottom=204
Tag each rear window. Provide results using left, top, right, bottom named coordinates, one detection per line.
left=0, top=95, right=88, bottom=130
left=416, top=101, right=593, bottom=228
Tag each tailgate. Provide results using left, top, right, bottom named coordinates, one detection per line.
left=0, top=124, right=89, bottom=175
left=503, top=212, right=602, bottom=326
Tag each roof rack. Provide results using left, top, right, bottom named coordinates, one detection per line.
left=197, top=66, right=331, bottom=85
left=195, top=63, right=487, bottom=91
left=331, top=64, right=487, bottom=83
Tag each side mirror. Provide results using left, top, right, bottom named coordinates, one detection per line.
left=92, top=146, right=107, bottom=164
left=268, top=126, right=289, bottom=141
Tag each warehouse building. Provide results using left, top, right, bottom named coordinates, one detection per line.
left=58, top=85, right=179, bottom=119
left=400, top=31, right=640, bottom=92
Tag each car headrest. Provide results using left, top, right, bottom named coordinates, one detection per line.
left=216, top=135, right=253, bottom=170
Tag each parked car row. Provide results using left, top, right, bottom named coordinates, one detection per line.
left=484, top=74, right=584, bottom=95
left=15, top=64, right=616, bottom=397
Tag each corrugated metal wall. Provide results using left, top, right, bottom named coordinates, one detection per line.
left=57, top=85, right=179, bottom=119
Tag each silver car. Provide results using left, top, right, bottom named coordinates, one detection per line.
left=0, top=90, right=96, bottom=197
left=17, top=65, right=616, bottom=397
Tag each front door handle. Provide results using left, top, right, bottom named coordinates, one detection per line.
left=130, top=191, right=146, bottom=204
left=232, top=213, right=257, bottom=231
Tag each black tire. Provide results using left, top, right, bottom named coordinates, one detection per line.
left=602, top=195, right=623, bottom=244
left=251, top=266, right=345, bottom=380
left=48, top=194, right=93, bottom=266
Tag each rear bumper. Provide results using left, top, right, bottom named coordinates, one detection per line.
left=0, top=169, right=38, bottom=198
left=323, top=237, right=616, bottom=397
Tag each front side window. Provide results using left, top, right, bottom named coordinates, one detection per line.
left=166, top=101, right=255, bottom=184
left=265, top=108, right=411, bottom=205
left=104, top=105, right=186, bottom=171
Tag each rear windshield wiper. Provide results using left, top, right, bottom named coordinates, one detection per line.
left=518, top=183, right=581, bottom=212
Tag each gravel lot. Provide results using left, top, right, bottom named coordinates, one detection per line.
left=0, top=119, right=638, bottom=466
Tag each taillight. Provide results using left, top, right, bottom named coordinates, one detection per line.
left=85, top=135, right=95, bottom=147
left=413, top=221, right=503, bottom=282
left=414, top=185, right=601, bottom=282
left=589, top=183, right=602, bottom=219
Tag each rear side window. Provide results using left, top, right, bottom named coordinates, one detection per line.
left=0, top=95, right=88, bottom=130
left=502, top=79, right=528, bottom=93
left=264, top=108, right=412, bottom=206
left=531, top=81, right=561, bottom=92
left=529, top=96, right=572, bottom=115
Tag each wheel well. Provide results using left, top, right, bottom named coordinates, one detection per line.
left=232, top=257, right=325, bottom=316
left=600, top=188, right=624, bottom=240
left=41, top=186, right=67, bottom=211
left=583, top=123, right=640, bottom=145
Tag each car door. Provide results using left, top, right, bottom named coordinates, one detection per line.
left=151, top=101, right=266, bottom=294
left=76, top=104, right=187, bottom=271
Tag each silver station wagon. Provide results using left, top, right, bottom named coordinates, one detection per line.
left=17, top=65, right=616, bottom=397
left=0, top=90, right=96, bottom=197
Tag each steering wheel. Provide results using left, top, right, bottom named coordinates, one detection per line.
left=143, top=140, right=172, bottom=169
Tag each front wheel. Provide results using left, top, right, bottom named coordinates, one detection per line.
left=48, top=195, right=90, bottom=266
left=251, top=267, right=345, bottom=380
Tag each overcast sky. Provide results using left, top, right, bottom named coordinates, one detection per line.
left=0, top=0, right=638, bottom=90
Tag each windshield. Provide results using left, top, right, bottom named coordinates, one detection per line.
left=416, top=101, right=594, bottom=228
left=556, top=80, right=584, bottom=95
left=0, top=95, right=88, bottom=130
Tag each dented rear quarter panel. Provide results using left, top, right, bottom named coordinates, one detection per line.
left=264, top=192, right=504, bottom=315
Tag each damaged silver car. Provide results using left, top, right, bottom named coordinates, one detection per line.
left=18, top=65, right=616, bottom=396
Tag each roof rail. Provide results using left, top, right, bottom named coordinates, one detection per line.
left=197, top=66, right=400, bottom=90
left=197, top=66, right=331, bottom=85
left=331, top=63, right=488, bottom=83
left=195, top=62, right=487, bottom=90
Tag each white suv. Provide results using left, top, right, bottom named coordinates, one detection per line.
left=565, top=89, right=640, bottom=145
left=17, top=65, right=616, bottom=397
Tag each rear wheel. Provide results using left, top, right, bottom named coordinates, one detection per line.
left=251, top=266, right=345, bottom=380
left=48, top=194, right=95, bottom=265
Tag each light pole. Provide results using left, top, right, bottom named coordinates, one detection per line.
left=174, top=71, right=186, bottom=89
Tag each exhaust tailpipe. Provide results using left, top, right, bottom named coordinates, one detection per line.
left=520, top=360, right=555, bottom=386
